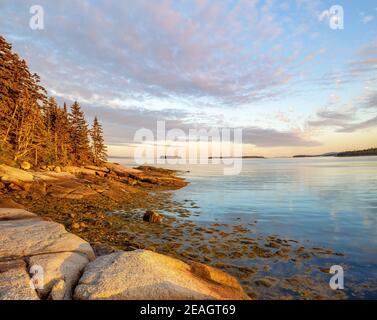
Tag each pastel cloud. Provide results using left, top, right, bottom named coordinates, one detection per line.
left=0, top=0, right=376, bottom=155
left=337, top=116, right=377, bottom=133
left=81, top=104, right=319, bottom=148
left=0, top=0, right=329, bottom=108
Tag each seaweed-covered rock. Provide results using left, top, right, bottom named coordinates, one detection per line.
left=143, top=210, right=163, bottom=223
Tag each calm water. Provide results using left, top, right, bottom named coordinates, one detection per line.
left=114, top=156, right=377, bottom=298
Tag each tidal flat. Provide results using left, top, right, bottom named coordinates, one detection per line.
left=15, top=183, right=358, bottom=300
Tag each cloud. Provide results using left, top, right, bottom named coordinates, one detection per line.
left=307, top=107, right=355, bottom=128
left=78, top=104, right=192, bottom=145
left=0, top=0, right=330, bottom=108
left=309, top=37, right=377, bottom=90
left=307, top=94, right=377, bottom=133
left=316, top=110, right=353, bottom=121
left=241, top=127, right=321, bottom=147
left=307, top=118, right=345, bottom=127
left=362, top=91, right=377, bottom=109
left=1, top=0, right=372, bottom=153
left=337, top=116, right=377, bottom=133
left=71, top=101, right=320, bottom=148
left=362, top=15, right=374, bottom=24
left=348, top=38, right=377, bottom=78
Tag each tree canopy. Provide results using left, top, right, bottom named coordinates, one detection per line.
left=0, top=35, right=107, bottom=167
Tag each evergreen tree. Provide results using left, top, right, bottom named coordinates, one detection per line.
left=69, top=101, right=92, bottom=164
left=0, top=36, right=14, bottom=145
left=0, top=35, right=47, bottom=163
left=1, top=35, right=107, bottom=167
left=56, top=103, right=74, bottom=165
left=90, top=116, right=107, bottom=165
left=44, top=97, right=59, bottom=163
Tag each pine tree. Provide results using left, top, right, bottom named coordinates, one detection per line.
left=90, top=116, right=107, bottom=165
left=56, top=103, right=73, bottom=165
left=1, top=36, right=107, bottom=167
left=44, top=97, right=59, bottom=163
left=0, top=36, right=14, bottom=146
left=69, top=101, right=92, bottom=164
left=0, top=35, right=47, bottom=162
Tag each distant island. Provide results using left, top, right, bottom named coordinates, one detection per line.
left=337, top=148, right=377, bottom=157
left=209, top=156, right=265, bottom=159
left=293, top=152, right=338, bottom=158
left=160, top=155, right=182, bottom=159
left=293, top=148, right=377, bottom=158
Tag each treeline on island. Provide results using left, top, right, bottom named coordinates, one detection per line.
left=293, top=148, right=377, bottom=158
left=337, top=148, right=377, bottom=157
left=0, top=35, right=107, bottom=168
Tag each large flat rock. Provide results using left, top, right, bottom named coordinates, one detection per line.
left=104, top=162, right=142, bottom=177
left=0, top=208, right=36, bottom=220
left=0, top=208, right=95, bottom=300
left=33, top=172, right=76, bottom=182
left=0, top=164, right=34, bottom=183
left=0, top=209, right=95, bottom=260
left=74, top=250, right=249, bottom=300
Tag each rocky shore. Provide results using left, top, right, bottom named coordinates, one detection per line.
left=0, top=207, right=249, bottom=300
left=0, top=162, right=193, bottom=253
left=0, top=162, right=353, bottom=299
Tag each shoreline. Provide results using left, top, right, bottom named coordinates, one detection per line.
left=0, top=162, right=359, bottom=299
left=0, top=162, right=189, bottom=252
left=0, top=207, right=249, bottom=300
left=1, top=162, right=250, bottom=300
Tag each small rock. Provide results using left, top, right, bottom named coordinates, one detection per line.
left=20, top=161, right=31, bottom=171
left=318, top=267, right=328, bottom=273
left=143, top=210, right=163, bottom=223
left=254, top=277, right=278, bottom=288
left=71, top=222, right=80, bottom=229
left=54, top=166, right=62, bottom=173
left=265, top=241, right=280, bottom=249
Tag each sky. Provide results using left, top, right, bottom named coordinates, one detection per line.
left=0, top=0, right=376, bottom=157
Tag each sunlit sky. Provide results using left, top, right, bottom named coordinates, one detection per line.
left=1, top=0, right=376, bottom=157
